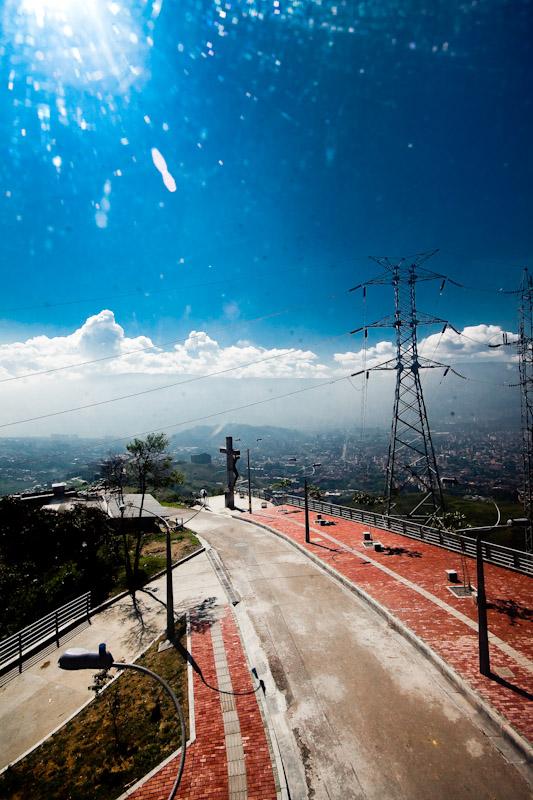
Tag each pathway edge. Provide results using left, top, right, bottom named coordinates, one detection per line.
left=236, top=514, right=533, bottom=771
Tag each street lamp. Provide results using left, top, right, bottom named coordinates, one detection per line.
left=295, top=462, right=322, bottom=544
left=454, top=504, right=523, bottom=678
left=59, top=643, right=186, bottom=800
left=120, top=502, right=176, bottom=641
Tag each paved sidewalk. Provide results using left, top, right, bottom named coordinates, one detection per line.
left=127, top=605, right=279, bottom=800
left=247, top=505, right=533, bottom=746
left=1, top=547, right=282, bottom=800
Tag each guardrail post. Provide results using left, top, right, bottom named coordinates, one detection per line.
left=86, top=593, right=91, bottom=624
left=55, top=610, right=60, bottom=646
left=18, top=632, right=23, bottom=673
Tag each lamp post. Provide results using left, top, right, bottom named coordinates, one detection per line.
left=247, top=449, right=252, bottom=514
left=59, top=643, right=187, bottom=800
left=302, top=463, right=321, bottom=544
left=120, top=502, right=176, bottom=641
left=454, top=505, right=524, bottom=678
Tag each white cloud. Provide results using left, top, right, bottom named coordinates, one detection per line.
left=332, top=323, right=516, bottom=375
left=0, top=314, right=519, bottom=437
left=0, top=309, right=330, bottom=381
left=418, top=324, right=517, bottom=360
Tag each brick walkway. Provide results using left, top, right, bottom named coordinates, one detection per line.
left=127, top=606, right=278, bottom=800
left=248, top=505, right=533, bottom=746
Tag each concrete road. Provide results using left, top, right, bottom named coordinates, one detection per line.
left=188, top=510, right=532, bottom=800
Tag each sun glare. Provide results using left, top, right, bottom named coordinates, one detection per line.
left=20, top=0, right=89, bottom=27
left=5, top=0, right=149, bottom=93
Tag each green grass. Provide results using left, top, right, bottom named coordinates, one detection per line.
left=110, top=528, right=200, bottom=595
left=0, top=628, right=189, bottom=800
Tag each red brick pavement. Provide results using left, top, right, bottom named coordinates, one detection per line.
left=249, top=505, right=533, bottom=745
left=221, top=613, right=278, bottom=800
left=128, top=607, right=277, bottom=800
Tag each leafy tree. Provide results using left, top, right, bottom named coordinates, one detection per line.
left=0, top=499, right=120, bottom=637
left=100, top=453, right=128, bottom=502
left=352, top=490, right=384, bottom=508
left=272, top=478, right=293, bottom=491
left=307, top=485, right=322, bottom=501
left=124, top=434, right=184, bottom=591
left=432, top=509, right=467, bottom=532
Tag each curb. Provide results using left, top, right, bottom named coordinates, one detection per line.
left=196, top=534, right=304, bottom=800
left=1, top=613, right=196, bottom=778
left=114, top=612, right=196, bottom=800
left=0, top=547, right=206, bottom=685
left=237, top=514, right=533, bottom=770
left=89, top=545, right=205, bottom=617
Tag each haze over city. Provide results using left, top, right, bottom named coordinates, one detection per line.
left=0, top=3, right=532, bottom=799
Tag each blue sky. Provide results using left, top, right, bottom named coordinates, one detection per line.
left=0, top=0, right=531, bottom=434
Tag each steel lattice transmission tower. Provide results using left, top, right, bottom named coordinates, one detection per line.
left=518, top=269, right=533, bottom=552
left=350, top=250, right=456, bottom=520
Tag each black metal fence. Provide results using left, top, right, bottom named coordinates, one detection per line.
left=282, top=495, right=533, bottom=577
left=0, top=592, right=91, bottom=684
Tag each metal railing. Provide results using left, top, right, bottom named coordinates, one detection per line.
left=283, top=495, right=533, bottom=577
left=0, top=592, right=91, bottom=680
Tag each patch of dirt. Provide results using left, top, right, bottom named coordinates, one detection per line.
left=266, top=652, right=294, bottom=708
left=292, top=726, right=315, bottom=799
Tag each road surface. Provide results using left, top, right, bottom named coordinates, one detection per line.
left=188, top=509, right=532, bottom=800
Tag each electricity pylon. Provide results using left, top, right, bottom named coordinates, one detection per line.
left=518, top=269, right=533, bottom=552
left=350, top=251, right=456, bottom=520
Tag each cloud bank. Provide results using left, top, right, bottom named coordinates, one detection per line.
left=0, top=311, right=516, bottom=384
left=0, top=311, right=519, bottom=437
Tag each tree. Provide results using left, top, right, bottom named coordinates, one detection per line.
left=100, top=453, right=128, bottom=502
left=272, top=478, right=293, bottom=491
left=307, top=485, right=322, bottom=501
left=0, top=499, right=120, bottom=637
left=124, top=434, right=184, bottom=591
left=352, top=490, right=384, bottom=508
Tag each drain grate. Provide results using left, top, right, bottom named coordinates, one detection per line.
left=362, top=541, right=375, bottom=549
left=448, top=585, right=476, bottom=599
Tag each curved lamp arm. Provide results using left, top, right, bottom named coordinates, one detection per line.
left=59, top=645, right=187, bottom=800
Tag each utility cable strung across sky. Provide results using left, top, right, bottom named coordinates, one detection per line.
left=104, top=373, right=359, bottom=447
left=349, top=250, right=451, bottom=521
left=0, top=327, right=354, bottom=430
left=0, top=288, right=351, bottom=384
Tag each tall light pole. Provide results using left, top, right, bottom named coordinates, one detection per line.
left=454, top=504, right=517, bottom=678
left=247, top=449, right=252, bottom=514
left=120, top=502, right=176, bottom=641
left=59, top=643, right=187, bottom=800
left=303, top=463, right=321, bottom=544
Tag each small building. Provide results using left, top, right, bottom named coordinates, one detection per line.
left=191, top=453, right=212, bottom=465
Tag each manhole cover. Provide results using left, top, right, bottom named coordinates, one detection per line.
left=448, top=585, right=475, bottom=598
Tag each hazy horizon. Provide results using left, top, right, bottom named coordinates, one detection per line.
left=1, top=1, right=531, bottom=443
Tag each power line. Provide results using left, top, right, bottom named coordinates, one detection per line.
left=0, top=329, right=352, bottom=429
left=104, top=374, right=354, bottom=447
left=0, top=290, right=346, bottom=384
left=0, top=308, right=289, bottom=385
